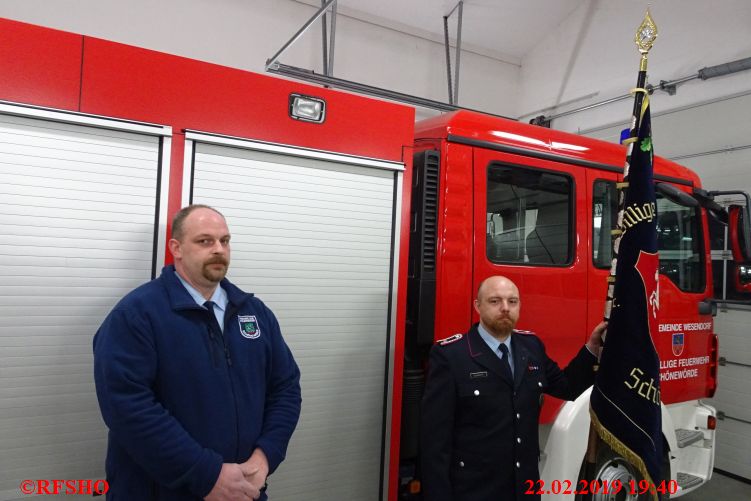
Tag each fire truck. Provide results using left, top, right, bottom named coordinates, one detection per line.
left=0, top=16, right=749, bottom=501
left=398, top=111, right=751, bottom=500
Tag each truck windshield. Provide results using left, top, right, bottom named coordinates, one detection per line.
left=593, top=180, right=705, bottom=292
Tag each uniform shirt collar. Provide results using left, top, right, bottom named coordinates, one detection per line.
left=477, top=322, right=513, bottom=357
left=174, top=271, right=228, bottom=313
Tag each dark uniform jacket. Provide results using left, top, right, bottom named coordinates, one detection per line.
left=420, top=323, right=597, bottom=501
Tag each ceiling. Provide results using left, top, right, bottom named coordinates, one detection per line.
left=297, top=0, right=587, bottom=65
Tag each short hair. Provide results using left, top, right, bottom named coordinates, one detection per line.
left=171, top=204, right=224, bottom=241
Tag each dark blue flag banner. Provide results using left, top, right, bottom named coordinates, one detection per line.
left=590, top=85, right=662, bottom=500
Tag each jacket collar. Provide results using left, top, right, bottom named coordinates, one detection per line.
left=466, top=323, right=512, bottom=385
left=466, top=323, right=531, bottom=389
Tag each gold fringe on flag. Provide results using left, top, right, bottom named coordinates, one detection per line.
left=590, top=409, right=660, bottom=501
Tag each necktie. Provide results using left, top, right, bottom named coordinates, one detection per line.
left=203, top=301, right=222, bottom=333
left=498, top=343, right=513, bottom=382
left=204, top=300, right=231, bottom=365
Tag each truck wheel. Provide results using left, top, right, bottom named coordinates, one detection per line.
left=577, top=442, right=669, bottom=501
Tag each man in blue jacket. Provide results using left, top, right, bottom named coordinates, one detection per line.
left=94, top=204, right=301, bottom=500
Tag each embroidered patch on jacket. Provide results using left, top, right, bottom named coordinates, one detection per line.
left=238, top=315, right=261, bottom=339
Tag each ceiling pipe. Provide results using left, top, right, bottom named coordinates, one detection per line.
left=443, top=15, right=453, bottom=104
left=267, top=62, right=516, bottom=119
left=266, top=0, right=337, bottom=71
left=453, top=1, right=464, bottom=104
left=529, top=56, right=751, bottom=126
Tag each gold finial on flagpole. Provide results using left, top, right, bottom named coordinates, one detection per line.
left=635, top=9, right=658, bottom=70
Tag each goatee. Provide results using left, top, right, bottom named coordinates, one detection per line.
left=203, top=258, right=228, bottom=282
left=492, top=317, right=515, bottom=337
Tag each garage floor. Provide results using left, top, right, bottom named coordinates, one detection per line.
left=680, top=471, right=751, bottom=501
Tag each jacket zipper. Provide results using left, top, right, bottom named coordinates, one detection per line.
left=206, top=308, right=240, bottom=460
left=206, top=327, right=220, bottom=368
left=223, top=304, right=241, bottom=460
left=220, top=332, right=232, bottom=366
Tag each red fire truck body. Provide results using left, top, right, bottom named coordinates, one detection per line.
left=0, top=17, right=730, bottom=500
left=401, top=111, right=720, bottom=498
left=414, top=110, right=717, bottom=410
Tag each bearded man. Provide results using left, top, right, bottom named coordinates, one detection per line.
left=94, top=204, right=301, bottom=501
left=419, top=275, right=606, bottom=501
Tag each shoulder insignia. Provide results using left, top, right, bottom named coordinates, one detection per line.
left=513, top=329, right=536, bottom=336
left=437, top=333, right=463, bottom=346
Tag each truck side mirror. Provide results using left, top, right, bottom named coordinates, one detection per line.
left=656, top=182, right=698, bottom=207
left=691, top=188, right=728, bottom=225
left=728, top=205, right=751, bottom=262
left=728, top=205, right=751, bottom=293
left=736, top=264, right=751, bottom=292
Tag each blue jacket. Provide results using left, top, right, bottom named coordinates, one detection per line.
left=93, top=265, right=301, bottom=500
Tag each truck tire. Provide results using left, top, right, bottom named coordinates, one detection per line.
left=576, top=442, right=670, bottom=501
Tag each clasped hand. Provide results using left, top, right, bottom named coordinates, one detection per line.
left=205, top=448, right=269, bottom=501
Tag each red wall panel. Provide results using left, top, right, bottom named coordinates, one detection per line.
left=79, top=37, right=413, bottom=162
left=0, top=18, right=82, bottom=110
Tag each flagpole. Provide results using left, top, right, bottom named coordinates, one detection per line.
left=584, top=9, right=659, bottom=492
left=604, top=10, right=658, bottom=324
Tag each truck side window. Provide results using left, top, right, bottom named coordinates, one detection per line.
left=486, top=164, right=572, bottom=265
left=593, top=181, right=618, bottom=268
left=592, top=179, right=705, bottom=292
left=656, top=196, right=705, bottom=292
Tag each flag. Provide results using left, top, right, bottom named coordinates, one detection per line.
left=590, top=89, right=663, bottom=500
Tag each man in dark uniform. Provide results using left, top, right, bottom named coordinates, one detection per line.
left=420, top=275, right=606, bottom=501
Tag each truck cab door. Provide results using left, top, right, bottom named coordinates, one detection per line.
left=586, top=169, right=716, bottom=403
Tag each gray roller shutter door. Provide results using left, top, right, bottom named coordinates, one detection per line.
left=671, top=93, right=751, bottom=481
left=0, top=107, right=168, bottom=499
left=189, top=139, right=401, bottom=500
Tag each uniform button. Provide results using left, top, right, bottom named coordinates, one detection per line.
left=459, top=461, right=465, bottom=467
left=516, top=461, right=521, bottom=468
left=473, top=390, right=480, bottom=396
left=538, top=381, right=543, bottom=387
left=516, top=413, right=521, bottom=419
left=517, top=437, right=522, bottom=444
